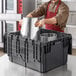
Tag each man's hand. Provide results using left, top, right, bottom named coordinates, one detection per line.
left=19, top=13, right=33, bottom=25
left=35, top=19, right=45, bottom=27
left=26, top=14, right=33, bottom=17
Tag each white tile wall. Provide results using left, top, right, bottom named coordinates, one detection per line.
left=64, top=2, right=76, bottom=11
left=0, top=43, right=3, bottom=47
left=0, top=14, right=21, bottom=21
left=0, top=0, right=2, bottom=13
left=67, top=12, right=76, bottom=25
left=0, top=21, right=3, bottom=48
left=0, top=21, right=2, bottom=43
left=65, top=25, right=76, bottom=49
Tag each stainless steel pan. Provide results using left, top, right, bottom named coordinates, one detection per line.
left=21, top=17, right=39, bottom=40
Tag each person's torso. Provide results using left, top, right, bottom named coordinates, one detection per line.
left=48, top=1, right=59, bottom=13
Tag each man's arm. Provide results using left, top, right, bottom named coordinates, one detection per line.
left=54, top=2, right=69, bottom=27
left=35, top=17, right=57, bottom=27
left=26, top=2, right=48, bottom=17
left=36, top=2, right=69, bottom=28
left=26, top=13, right=33, bottom=17
left=19, top=2, right=48, bottom=25
left=44, top=17, right=57, bottom=24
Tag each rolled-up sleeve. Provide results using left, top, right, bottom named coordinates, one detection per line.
left=55, top=3, right=69, bottom=27
left=30, top=2, right=48, bottom=17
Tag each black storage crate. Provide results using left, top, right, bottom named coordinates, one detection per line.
left=7, top=29, right=72, bottom=73
left=7, top=32, right=27, bottom=66
left=4, top=33, right=7, bottom=53
left=26, top=36, right=72, bottom=72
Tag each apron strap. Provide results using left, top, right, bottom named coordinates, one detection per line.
left=47, top=1, right=52, bottom=13
left=55, top=0, right=61, bottom=14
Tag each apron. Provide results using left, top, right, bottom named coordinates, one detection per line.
left=45, top=0, right=64, bottom=32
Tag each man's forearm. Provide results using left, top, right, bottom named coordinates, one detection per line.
left=44, top=17, right=57, bottom=25
left=26, top=13, right=33, bottom=17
